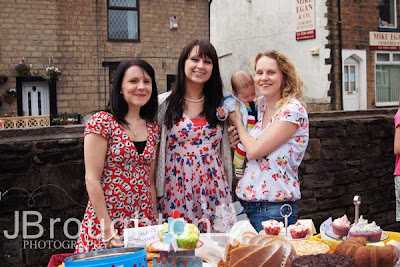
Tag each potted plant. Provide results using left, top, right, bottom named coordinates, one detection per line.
left=2, top=88, right=17, bottom=104
left=43, top=66, right=61, bottom=83
left=14, top=60, right=31, bottom=76
left=0, top=73, right=8, bottom=84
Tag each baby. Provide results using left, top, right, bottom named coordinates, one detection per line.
left=217, top=71, right=257, bottom=178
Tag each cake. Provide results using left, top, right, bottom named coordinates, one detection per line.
left=332, top=214, right=351, bottom=237
left=158, top=222, right=169, bottom=242
left=218, top=235, right=297, bottom=267
left=289, top=240, right=330, bottom=256
left=335, top=237, right=396, bottom=267
left=348, top=216, right=383, bottom=242
left=177, top=223, right=200, bottom=249
left=261, top=219, right=283, bottom=235
left=292, top=253, right=355, bottom=267
left=288, top=221, right=309, bottom=239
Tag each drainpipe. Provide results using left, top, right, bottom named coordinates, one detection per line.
left=208, top=0, right=212, bottom=40
left=338, top=0, right=343, bottom=110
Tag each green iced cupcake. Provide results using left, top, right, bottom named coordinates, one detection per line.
left=177, top=224, right=200, bottom=249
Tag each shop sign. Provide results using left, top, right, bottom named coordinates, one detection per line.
left=296, top=0, right=316, bottom=41
left=370, top=31, right=400, bottom=50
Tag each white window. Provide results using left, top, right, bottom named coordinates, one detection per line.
left=379, top=0, right=397, bottom=28
left=108, top=0, right=139, bottom=41
left=375, top=51, right=400, bottom=106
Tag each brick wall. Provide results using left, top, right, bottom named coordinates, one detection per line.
left=326, top=0, right=400, bottom=109
left=1, top=109, right=399, bottom=266
left=0, top=0, right=209, bottom=116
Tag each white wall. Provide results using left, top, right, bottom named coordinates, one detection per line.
left=210, top=0, right=331, bottom=104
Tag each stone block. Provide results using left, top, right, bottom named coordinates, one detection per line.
left=300, top=173, right=335, bottom=188
left=304, top=138, right=321, bottom=160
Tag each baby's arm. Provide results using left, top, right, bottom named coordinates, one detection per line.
left=216, top=107, right=229, bottom=121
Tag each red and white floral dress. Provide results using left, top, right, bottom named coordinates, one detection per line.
left=159, top=116, right=233, bottom=232
left=75, top=111, right=160, bottom=253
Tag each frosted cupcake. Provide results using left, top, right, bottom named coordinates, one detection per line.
left=177, top=224, right=200, bottom=249
left=332, top=215, right=351, bottom=237
left=348, top=216, right=383, bottom=242
left=262, top=219, right=284, bottom=235
left=288, top=222, right=309, bottom=239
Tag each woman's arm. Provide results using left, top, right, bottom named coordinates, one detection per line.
left=394, top=126, right=400, bottom=155
left=149, top=145, right=158, bottom=212
left=233, top=104, right=297, bottom=160
left=84, top=133, right=123, bottom=248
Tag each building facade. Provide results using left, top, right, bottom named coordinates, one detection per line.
left=0, top=0, right=210, bottom=119
left=210, top=0, right=400, bottom=111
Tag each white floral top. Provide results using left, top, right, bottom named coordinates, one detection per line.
left=236, top=97, right=309, bottom=202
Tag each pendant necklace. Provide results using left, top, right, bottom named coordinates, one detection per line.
left=184, top=95, right=205, bottom=103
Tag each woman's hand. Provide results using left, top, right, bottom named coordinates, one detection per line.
left=228, top=125, right=240, bottom=148
left=103, top=229, right=124, bottom=249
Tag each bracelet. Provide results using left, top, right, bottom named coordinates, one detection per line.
left=102, top=230, right=118, bottom=243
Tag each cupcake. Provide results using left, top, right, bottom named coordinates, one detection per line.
left=332, top=215, right=351, bottom=237
left=348, top=216, right=383, bottom=242
left=158, top=222, right=169, bottom=242
left=177, top=223, right=200, bottom=249
left=261, top=219, right=284, bottom=235
left=288, top=221, right=309, bottom=239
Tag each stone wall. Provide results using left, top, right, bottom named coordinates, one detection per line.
left=1, top=109, right=400, bottom=266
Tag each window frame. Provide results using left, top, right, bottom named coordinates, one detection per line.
left=375, top=51, right=400, bottom=106
left=379, top=0, right=397, bottom=29
left=107, top=0, right=140, bottom=42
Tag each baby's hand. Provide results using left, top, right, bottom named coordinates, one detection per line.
left=217, top=107, right=227, bottom=119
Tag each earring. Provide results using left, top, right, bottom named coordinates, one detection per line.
left=120, top=91, right=123, bottom=94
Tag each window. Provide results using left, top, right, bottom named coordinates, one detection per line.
left=108, top=0, right=139, bottom=41
left=379, top=0, right=397, bottom=28
left=375, top=52, right=400, bottom=106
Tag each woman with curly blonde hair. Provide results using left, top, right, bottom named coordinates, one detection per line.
left=230, top=50, right=309, bottom=232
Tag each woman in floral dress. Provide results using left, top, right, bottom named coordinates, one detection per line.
left=75, top=59, right=160, bottom=253
left=156, top=40, right=234, bottom=232
left=230, top=50, right=309, bottom=232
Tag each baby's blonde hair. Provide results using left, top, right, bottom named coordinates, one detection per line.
left=254, top=50, right=305, bottom=109
left=231, top=71, right=254, bottom=93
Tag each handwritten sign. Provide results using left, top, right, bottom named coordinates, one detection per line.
left=123, top=225, right=161, bottom=247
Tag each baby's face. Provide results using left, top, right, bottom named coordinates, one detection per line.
left=234, top=85, right=256, bottom=103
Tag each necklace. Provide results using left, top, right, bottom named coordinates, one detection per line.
left=183, top=95, right=205, bottom=103
left=131, top=119, right=141, bottom=136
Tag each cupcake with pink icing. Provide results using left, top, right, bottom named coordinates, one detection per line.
left=261, top=219, right=284, bottom=235
left=348, top=216, right=383, bottom=242
left=332, top=214, right=351, bottom=237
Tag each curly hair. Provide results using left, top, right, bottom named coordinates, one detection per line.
left=254, top=50, right=305, bottom=109
left=164, top=39, right=224, bottom=128
left=108, top=58, right=158, bottom=126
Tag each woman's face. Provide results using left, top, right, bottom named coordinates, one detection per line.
left=121, top=65, right=152, bottom=108
left=184, top=46, right=213, bottom=87
left=254, top=56, right=283, bottom=100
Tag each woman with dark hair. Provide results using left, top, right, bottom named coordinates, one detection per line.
left=156, top=39, right=234, bottom=232
left=75, top=58, right=160, bottom=253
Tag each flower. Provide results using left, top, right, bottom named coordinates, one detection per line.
left=3, top=88, right=17, bottom=98
left=43, top=66, right=61, bottom=82
left=14, top=60, right=31, bottom=76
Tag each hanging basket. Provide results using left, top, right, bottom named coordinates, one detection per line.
left=4, top=95, right=15, bottom=104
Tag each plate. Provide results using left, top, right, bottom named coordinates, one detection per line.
left=259, top=229, right=313, bottom=241
left=150, top=240, right=203, bottom=251
left=325, top=229, right=389, bottom=243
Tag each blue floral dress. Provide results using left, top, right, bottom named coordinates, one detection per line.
left=159, top=116, right=233, bottom=232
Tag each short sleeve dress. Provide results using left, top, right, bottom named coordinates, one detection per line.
left=75, top=111, right=160, bottom=253
left=159, top=116, right=234, bottom=232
